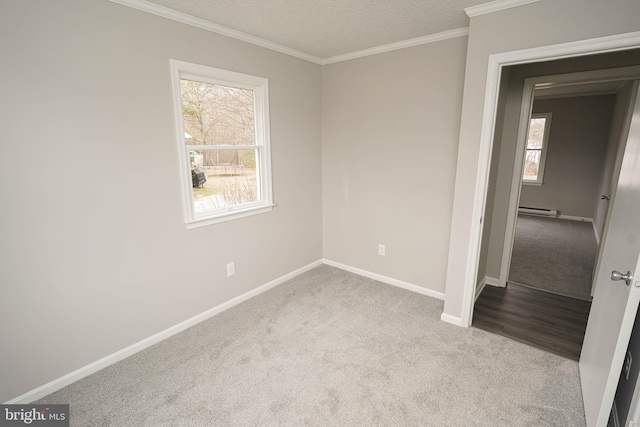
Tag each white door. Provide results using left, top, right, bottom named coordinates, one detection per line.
left=580, top=80, right=640, bottom=427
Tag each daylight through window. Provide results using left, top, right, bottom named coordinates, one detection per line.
left=522, top=113, right=552, bottom=185
left=170, top=60, right=273, bottom=227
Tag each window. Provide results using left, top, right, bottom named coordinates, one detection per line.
left=170, top=60, right=273, bottom=227
left=522, top=113, right=552, bottom=185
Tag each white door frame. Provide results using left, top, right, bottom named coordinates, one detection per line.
left=460, top=30, right=640, bottom=327
left=498, top=66, right=640, bottom=289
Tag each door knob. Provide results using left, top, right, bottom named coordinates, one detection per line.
left=611, top=270, right=633, bottom=286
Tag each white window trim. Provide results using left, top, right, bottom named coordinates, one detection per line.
left=522, top=112, right=552, bottom=186
left=170, top=60, right=274, bottom=228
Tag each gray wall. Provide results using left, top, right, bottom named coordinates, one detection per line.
left=322, top=37, right=467, bottom=294
left=443, top=0, right=640, bottom=322
left=519, top=95, right=616, bottom=219
left=594, top=82, right=635, bottom=242
left=476, top=67, right=511, bottom=289
left=0, top=0, right=323, bottom=403
left=4, top=0, right=640, bottom=406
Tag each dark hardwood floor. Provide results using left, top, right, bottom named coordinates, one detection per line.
left=472, top=283, right=592, bottom=360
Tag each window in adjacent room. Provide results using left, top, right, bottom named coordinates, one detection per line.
left=522, top=112, right=552, bottom=185
left=170, top=60, right=273, bottom=228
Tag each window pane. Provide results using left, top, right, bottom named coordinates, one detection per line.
left=523, top=149, right=541, bottom=181
left=526, top=118, right=546, bottom=149
left=190, top=149, right=259, bottom=213
left=180, top=79, right=255, bottom=146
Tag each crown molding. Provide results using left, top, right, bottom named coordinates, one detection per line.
left=464, top=0, right=540, bottom=18
left=108, top=0, right=323, bottom=64
left=534, top=89, right=619, bottom=101
left=322, top=27, right=469, bottom=65
left=110, top=0, right=472, bottom=66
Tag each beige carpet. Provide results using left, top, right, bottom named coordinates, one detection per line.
left=36, top=265, right=585, bottom=426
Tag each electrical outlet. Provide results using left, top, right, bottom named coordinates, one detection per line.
left=227, top=262, right=235, bottom=277
left=378, top=244, right=386, bottom=256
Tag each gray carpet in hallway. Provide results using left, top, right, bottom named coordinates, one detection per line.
left=509, top=215, right=598, bottom=301
left=37, top=265, right=585, bottom=426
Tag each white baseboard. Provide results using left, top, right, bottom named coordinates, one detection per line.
left=558, top=215, right=594, bottom=222
left=475, top=276, right=504, bottom=301
left=440, top=312, right=464, bottom=326
left=485, top=277, right=503, bottom=287
left=322, top=259, right=445, bottom=300
left=475, top=279, right=487, bottom=301
left=593, top=221, right=601, bottom=246
left=558, top=215, right=600, bottom=244
left=6, top=259, right=323, bottom=404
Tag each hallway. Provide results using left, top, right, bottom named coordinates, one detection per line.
left=473, top=282, right=591, bottom=360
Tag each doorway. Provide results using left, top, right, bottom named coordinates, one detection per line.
left=473, top=63, right=639, bottom=359
left=508, top=90, right=616, bottom=301
left=472, top=79, right=630, bottom=359
left=456, top=36, right=640, bottom=426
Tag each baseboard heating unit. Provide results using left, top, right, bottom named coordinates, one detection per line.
left=518, top=206, right=558, bottom=218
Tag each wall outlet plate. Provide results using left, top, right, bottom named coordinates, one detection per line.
left=227, top=262, right=235, bottom=277
left=378, top=244, right=385, bottom=256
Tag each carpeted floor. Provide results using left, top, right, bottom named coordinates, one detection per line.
left=509, top=215, right=598, bottom=301
left=36, top=265, right=585, bottom=426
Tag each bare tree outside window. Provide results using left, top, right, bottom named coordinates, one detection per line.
left=522, top=114, right=551, bottom=184
left=171, top=60, right=273, bottom=227
left=180, top=79, right=259, bottom=211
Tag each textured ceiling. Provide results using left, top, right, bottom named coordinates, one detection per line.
left=142, top=0, right=496, bottom=59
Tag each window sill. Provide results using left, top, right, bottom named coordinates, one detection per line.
left=186, top=204, right=274, bottom=229
left=522, top=181, right=543, bottom=186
